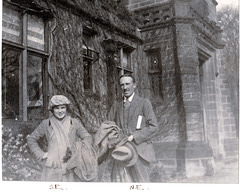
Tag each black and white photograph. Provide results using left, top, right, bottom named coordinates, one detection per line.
left=1, top=0, right=239, bottom=192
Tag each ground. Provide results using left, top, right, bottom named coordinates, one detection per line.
left=168, top=160, right=239, bottom=183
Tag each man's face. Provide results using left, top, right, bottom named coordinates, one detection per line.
left=119, top=76, right=136, bottom=98
left=53, top=105, right=67, bottom=120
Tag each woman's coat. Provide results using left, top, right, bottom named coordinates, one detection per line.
left=27, top=116, right=92, bottom=182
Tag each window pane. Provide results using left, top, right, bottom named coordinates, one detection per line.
left=2, top=47, right=21, bottom=119
left=2, top=6, right=22, bottom=44
left=123, top=52, right=128, bottom=68
left=114, top=52, right=120, bottom=66
left=27, top=55, right=44, bottom=119
left=124, top=49, right=132, bottom=70
left=27, top=54, right=43, bottom=106
left=27, top=15, right=45, bottom=51
left=148, top=49, right=163, bottom=99
left=149, top=50, right=160, bottom=71
left=83, top=60, right=91, bottom=90
left=119, top=48, right=132, bottom=70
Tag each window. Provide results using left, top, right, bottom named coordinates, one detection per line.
left=122, top=48, right=132, bottom=71
left=83, top=60, right=92, bottom=90
left=2, top=47, right=21, bottom=120
left=148, top=49, right=163, bottom=100
left=115, top=47, right=133, bottom=76
left=101, top=39, right=134, bottom=100
left=2, top=3, right=49, bottom=121
left=82, top=28, right=98, bottom=91
left=101, top=39, right=134, bottom=77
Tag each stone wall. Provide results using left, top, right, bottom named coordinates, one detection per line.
left=43, top=0, right=141, bottom=133
left=129, top=0, right=217, bottom=176
left=190, top=0, right=218, bottom=22
left=173, top=8, right=214, bottom=176
left=198, top=45, right=224, bottom=158
left=134, top=23, right=181, bottom=173
left=217, top=49, right=238, bottom=159
left=207, top=0, right=218, bottom=22
left=197, top=34, right=238, bottom=161
left=127, top=0, right=170, bottom=11
left=177, top=22, right=205, bottom=141
left=140, top=25, right=180, bottom=142
left=130, top=0, right=237, bottom=177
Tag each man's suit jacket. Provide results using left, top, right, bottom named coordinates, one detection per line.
left=108, top=94, right=158, bottom=163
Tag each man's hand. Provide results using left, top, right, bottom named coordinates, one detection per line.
left=42, top=152, right=48, bottom=159
left=128, top=134, right=134, bottom=142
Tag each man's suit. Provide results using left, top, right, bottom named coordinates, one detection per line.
left=108, top=94, right=158, bottom=182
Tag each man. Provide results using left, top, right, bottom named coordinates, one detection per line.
left=108, top=73, right=158, bottom=182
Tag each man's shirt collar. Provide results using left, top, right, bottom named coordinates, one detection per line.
left=124, top=93, right=135, bottom=103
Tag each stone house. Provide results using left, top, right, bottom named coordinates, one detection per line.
left=1, top=0, right=238, bottom=179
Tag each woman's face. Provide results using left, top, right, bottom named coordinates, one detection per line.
left=53, top=105, right=67, bottom=120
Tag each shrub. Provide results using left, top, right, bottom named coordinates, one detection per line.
left=150, top=162, right=173, bottom=182
left=2, top=125, right=44, bottom=181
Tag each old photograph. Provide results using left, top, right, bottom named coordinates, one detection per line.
left=1, top=0, right=239, bottom=192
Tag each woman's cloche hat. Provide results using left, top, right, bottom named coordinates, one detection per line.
left=48, top=95, right=71, bottom=110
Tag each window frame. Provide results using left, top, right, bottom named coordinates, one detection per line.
left=147, top=48, right=163, bottom=101
left=2, top=3, right=50, bottom=121
left=82, top=27, right=99, bottom=93
left=116, top=47, right=134, bottom=76
left=83, top=57, right=93, bottom=91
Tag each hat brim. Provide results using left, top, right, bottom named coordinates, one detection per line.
left=112, top=141, right=138, bottom=167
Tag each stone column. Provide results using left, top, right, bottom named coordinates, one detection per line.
left=173, top=0, right=214, bottom=178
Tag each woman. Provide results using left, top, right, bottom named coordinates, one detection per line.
left=27, top=95, right=93, bottom=182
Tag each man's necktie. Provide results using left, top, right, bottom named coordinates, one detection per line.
left=124, top=100, right=130, bottom=109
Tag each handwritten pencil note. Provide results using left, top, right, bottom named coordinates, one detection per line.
left=136, top=115, right=142, bottom=129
